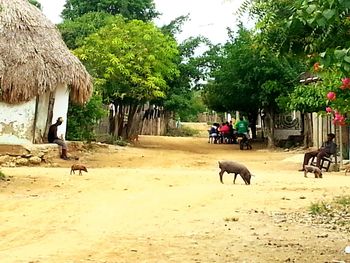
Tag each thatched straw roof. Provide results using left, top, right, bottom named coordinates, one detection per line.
left=0, top=0, right=92, bottom=104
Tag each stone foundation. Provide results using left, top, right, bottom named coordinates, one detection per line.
left=0, top=143, right=60, bottom=167
left=0, top=141, right=108, bottom=167
left=0, top=141, right=90, bottom=167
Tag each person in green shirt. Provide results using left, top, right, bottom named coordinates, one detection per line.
left=235, top=116, right=249, bottom=137
left=235, top=116, right=252, bottom=150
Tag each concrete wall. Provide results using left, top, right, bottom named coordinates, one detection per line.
left=51, top=84, right=69, bottom=140
left=274, top=129, right=302, bottom=140
left=0, top=99, right=36, bottom=144
left=0, top=85, right=70, bottom=145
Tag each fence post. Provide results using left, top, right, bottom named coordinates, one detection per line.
left=157, top=117, right=161, bottom=135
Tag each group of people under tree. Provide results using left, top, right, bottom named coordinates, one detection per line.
left=208, top=116, right=250, bottom=145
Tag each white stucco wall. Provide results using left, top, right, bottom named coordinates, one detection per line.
left=51, top=84, right=69, bottom=140
left=34, top=92, right=50, bottom=143
left=0, top=99, right=36, bottom=144
left=274, top=129, right=302, bottom=140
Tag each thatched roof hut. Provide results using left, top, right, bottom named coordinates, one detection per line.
left=0, top=0, right=92, bottom=104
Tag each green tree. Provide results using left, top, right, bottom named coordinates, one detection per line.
left=28, top=0, right=42, bottom=9
left=58, top=12, right=114, bottom=50
left=238, top=0, right=345, bottom=146
left=74, top=16, right=179, bottom=137
left=67, top=93, right=106, bottom=141
left=264, top=0, right=350, bottom=126
left=62, top=0, right=158, bottom=21
left=148, top=16, right=211, bottom=125
left=203, top=27, right=300, bottom=146
left=161, top=36, right=210, bottom=120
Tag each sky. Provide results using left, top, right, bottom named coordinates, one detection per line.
left=39, top=0, right=249, bottom=45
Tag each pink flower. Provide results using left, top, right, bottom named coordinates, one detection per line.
left=334, top=112, right=342, bottom=120
left=341, top=78, right=350, bottom=89
left=326, top=107, right=332, bottom=113
left=313, top=62, right=320, bottom=72
left=327, top=91, right=336, bottom=101
left=334, top=118, right=346, bottom=126
left=333, top=112, right=346, bottom=126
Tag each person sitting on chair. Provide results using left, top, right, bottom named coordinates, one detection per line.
left=235, top=116, right=252, bottom=149
left=48, top=117, right=69, bottom=160
left=235, top=116, right=249, bottom=138
left=208, top=123, right=219, bottom=143
left=299, top=133, right=336, bottom=171
left=220, top=122, right=230, bottom=143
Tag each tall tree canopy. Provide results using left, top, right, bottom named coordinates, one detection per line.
left=235, top=0, right=350, bottom=144
left=62, top=0, right=159, bottom=21
left=155, top=15, right=211, bottom=121
left=74, top=15, right=179, bottom=103
left=161, top=36, right=210, bottom=117
left=202, top=27, right=300, bottom=144
left=58, top=12, right=115, bottom=50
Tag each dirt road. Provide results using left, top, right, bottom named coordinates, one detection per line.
left=0, top=136, right=349, bottom=263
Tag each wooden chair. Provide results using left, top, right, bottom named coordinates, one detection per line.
left=208, top=130, right=218, bottom=144
left=310, top=155, right=334, bottom=172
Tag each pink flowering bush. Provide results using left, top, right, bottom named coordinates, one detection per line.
left=326, top=106, right=332, bottom=113
left=325, top=74, right=350, bottom=126
left=327, top=91, right=336, bottom=101
left=340, top=78, right=350, bottom=89
left=333, top=111, right=346, bottom=126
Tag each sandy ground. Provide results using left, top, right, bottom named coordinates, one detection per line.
left=0, top=136, right=350, bottom=263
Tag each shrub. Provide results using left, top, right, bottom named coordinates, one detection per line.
left=309, top=201, right=330, bottom=215
left=104, top=135, right=128, bottom=146
left=334, top=195, right=350, bottom=206
left=67, top=94, right=106, bottom=142
left=0, top=170, right=5, bottom=181
left=308, top=196, right=350, bottom=231
left=166, top=126, right=200, bottom=137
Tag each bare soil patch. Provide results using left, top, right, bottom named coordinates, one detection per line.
left=0, top=136, right=349, bottom=263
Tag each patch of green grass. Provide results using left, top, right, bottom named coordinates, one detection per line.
left=0, top=170, right=5, bottom=181
left=309, top=196, right=350, bottom=228
left=104, top=135, right=128, bottom=146
left=334, top=195, right=350, bottom=206
left=309, top=201, right=330, bottom=215
left=166, top=127, right=200, bottom=137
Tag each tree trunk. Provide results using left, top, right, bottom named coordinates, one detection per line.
left=304, top=113, right=313, bottom=147
left=265, top=111, right=275, bottom=148
left=260, top=110, right=265, bottom=140
left=247, top=112, right=258, bottom=139
left=164, top=111, right=172, bottom=131
left=126, top=104, right=140, bottom=138
left=108, top=104, right=115, bottom=135
left=119, top=105, right=128, bottom=137
left=113, top=103, right=124, bottom=137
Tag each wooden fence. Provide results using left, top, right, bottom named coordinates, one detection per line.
left=94, top=105, right=174, bottom=138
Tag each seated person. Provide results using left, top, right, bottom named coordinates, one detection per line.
left=235, top=116, right=249, bottom=138
left=208, top=123, right=219, bottom=143
left=220, top=122, right=230, bottom=143
left=299, top=133, right=336, bottom=171
left=48, top=117, right=69, bottom=160
left=228, top=120, right=237, bottom=144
